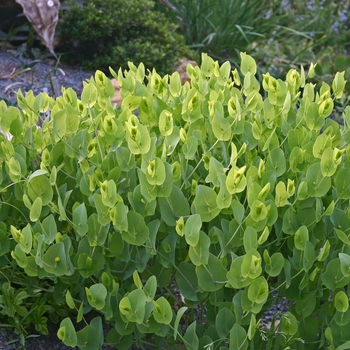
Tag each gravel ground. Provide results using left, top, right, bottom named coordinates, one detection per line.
left=0, top=48, right=290, bottom=349
left=0, top=48, right=94, bottom=105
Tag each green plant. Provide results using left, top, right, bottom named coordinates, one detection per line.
left=0, top=52, right=350, bottom=349
left=57, top=0, right=191, bottom=75
left=154, top=0, right=301, bottom=68
left=281, top=0, right=350, bottom=51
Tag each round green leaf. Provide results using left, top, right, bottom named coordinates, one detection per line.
left=279, top=311, right=298, bottom=336
left=305, top=163, right=331, bottom=197
left=265, top=252, right=284, bottom=277
left=294, top=225, right=309, bottom=251
left=119, top=289, right=146, bottom=324
left=192, top=185, right=220, bottom=222
left=153, top=296, right=173, bottom=325
left=335, top=168, right=350, bottom=199
left=189, top=231, right=210, bottom=266
left=226, top=166, right=247, bottom=194
left=85, top=283, right=107, bottom=310
left=185, top=214, right=201, bottom=246
left=247, top=276, right=268, bottom=304
left=73, top=203, right=88, bottom=237
left=335, top=291, right=349, bottom=313
left=30, top=196, right=42, bottom=222
left=81, top=83, right=97, bottom=107
left=216, top=307, right=235, bottom=338
left=121, top=211, right=149, bottom=246
left=196, top=253, right=227, bottom=292
left=240, top=52, right=257, bottom=76
left=57, top=317, right=77, bottom=347
left=230, top=323, right=248, bottom=350
left=146, top=157, right=166, bottom=186
left=241, top=249, right=262, bottom=279
left=27, top=174, right=53, bottom=206
left=250, top=200, right=267, bottom=222
left=42, top=242, right=67, bottom=276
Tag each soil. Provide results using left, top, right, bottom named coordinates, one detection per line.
left=0, top=47, right=94, bottom=105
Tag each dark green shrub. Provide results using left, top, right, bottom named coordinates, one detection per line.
left=57, top=0, right=191, bottom=75
left=0, top=53, right=350, bottom=349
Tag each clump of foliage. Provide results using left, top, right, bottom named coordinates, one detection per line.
left=154, top=0, right=306, bottom=68
left=57, top=0, right=191, bottom=75
left=0, top=52, right=350, bottom=349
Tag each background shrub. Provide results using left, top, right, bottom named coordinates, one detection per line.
left=57, top=0, right=192, bottom=75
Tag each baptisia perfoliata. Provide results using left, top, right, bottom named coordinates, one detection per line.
left=0, top=53, right=349, bottom=349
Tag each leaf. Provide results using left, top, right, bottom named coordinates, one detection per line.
left=153, top=296, right=173, bottom=325
left=295, top=295, right=316, bottom=318
left=275, top=181, right=288, bottom=207
left=110, top=201, right=128, bottom=232
left=19, top=224, right=32, bottom=254
left=73, top=203, right=88, bottom=237
left=119, top=289, right=146, bottom=324
left=294, top=226, right=309, bottom=251
left=57, top=317, right=77, bottom=347
left=121, top=211, right=149, bottom=246
left=146, top=157, right=166, bottom=186
left=216, top=307, right=235, bottom=338
left=85, top=284, right=107, bottom=310
left=133, top=270, right=143, bottom=289
left=247, top=276, right=268, bottom=304
left=226, top=166, right=247, bottom=194
left=241, top=249, right=262, bottom=279
left=81, top=83, right=97, bottom=107
left=265, top=252, right=284, bottom=277
left=158, top=185, right=190, bottom=226
left=279, top=311, right=298, bottom=336
left=174, top=307, right=188, bottom=340
left=182, top=136, right=198, bottom=160
left=192, top=185, right=220, bottom=222
left=30, top=196, right=42, bottom=222
left=100, top=179, right=118, bottom=208
left=305, top=163, right=331, bottom=197
left=176, top=262, right=199, bottom=302
left=313, top=133, right=332, bottom=158
left=184, top=321, right=199, bottom=350
left=317, top=240, right=330, bottom=262
left=27, top=174, right=53, bottom=206
left=227, top=256, right=254, bottom=289
left=229, top=324, right=248, bottom=350
left=196, top=253, right=227, bottom=292
left=339, top=253, right=350, bottom=277
left=144, top=276, right=157, bottom=302
left=42, top=242, right=67, bottom=276
left=212, top=109, right=231, bottom=141
left=93, top=193, right=111, bottom=226
left=335, top=168, right=350, bottom=199
left=184, top=214, right=202, bottom=246
left=320, top=147, right=337, bottom=177
left=87, top=213, right=108, bottom=247
left=266, top=148, right=286, bottom=177
left=322, top=258, right=350, bottom=289
left=334, top=291, right=349, bottom=313
left=243, top=226, right=257, bottom=252
left=240, top=52, right=257, bottom=76
left=189, top=231, right=210, bottom=266
left=65, top=290, right=75, bottom=309
left=249, top=200, right=268, bottom=222
left=0, top=223, right=10, bottom=257
left=76, top=325, right=101, bottom=350
left=336, top=341, right=350, bottom=350
left=231, top=199, right=245, bottom=224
